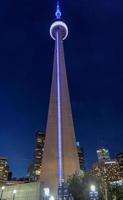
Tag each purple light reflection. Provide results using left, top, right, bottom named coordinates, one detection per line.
left=56, top=31, right=63, bottom=187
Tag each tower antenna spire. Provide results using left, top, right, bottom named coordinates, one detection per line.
left=55, top=1, right=62, bottom=19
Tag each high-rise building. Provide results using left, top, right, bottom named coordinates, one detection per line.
left=8, top=171, right=13, bottom=181
left=0, top=157, right=9, bottom=182
left=116, top=153, right=123, bottom=178
left=28, top=163, right=34, bottom=181
left=76, top=142, right=85, bottom=171
left=97, top=148, right=110, bottom=161
left=93, top=160, right=121, bottom=186
left=41, top=1, right=80, bottom=196
left=34, top=131, right=45, bottom=181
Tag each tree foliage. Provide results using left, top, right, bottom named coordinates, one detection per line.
left=108, top=185, right=123, bottom=200
left=67, top=172, right=103, bottom=200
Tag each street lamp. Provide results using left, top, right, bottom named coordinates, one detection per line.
left=49, top=196, right=55, bottom=200
left=0, top=186, right=5, bottom=200
left=90, top=185, right=96, bottom=192
left=43, top=188, right=50, bottom=200
left=12, top=190, right=17, bottom=200
left=89, top=185, right=98, bottom=200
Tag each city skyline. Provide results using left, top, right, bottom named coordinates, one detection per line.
left=0, top=0, right=123, bottom=177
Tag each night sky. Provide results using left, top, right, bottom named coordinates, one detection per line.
left=0, top=0, right=123, bottom=177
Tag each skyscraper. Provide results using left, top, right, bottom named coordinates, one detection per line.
left=0, top=157, right=9, bottom=182
left=97, top=148, right=110, bottom=161
left=41, top=2, right=80, bottom=195
left=76, top=142, right=85, bottom=171
left=34, top=131, right=45, bottom=181
left=34, top=131, right=45, bottom=180
left=27, top=131, right=45, bottom=181
left=116, top=153, right=123, bottom=178
left=93, top=160, right=121, bottom=186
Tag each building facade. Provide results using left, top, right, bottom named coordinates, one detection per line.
left=0, top=157, right=9, bottom=182
left=76, top=142, right=85, bottom=171
left=116, top=153, right=123, bottom=178
left=28, top=163, right=34, bottom=181
left=97, top=148, right=110, bottom=161
left=33, top=131, right=45, bottom=181
left=93, top=160, right=121, bottom=186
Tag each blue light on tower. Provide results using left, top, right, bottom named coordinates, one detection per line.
left=55, top=1, right=62, bottom=19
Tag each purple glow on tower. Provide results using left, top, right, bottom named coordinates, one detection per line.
left=56, top=31, right=63, bottom=186
left=55, top=1, right=61, bottom=19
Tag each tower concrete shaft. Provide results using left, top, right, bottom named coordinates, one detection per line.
left=41, top=22, right=80, bottom=195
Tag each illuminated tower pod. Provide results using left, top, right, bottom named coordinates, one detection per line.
left=41, top=1, right=80, bottom=195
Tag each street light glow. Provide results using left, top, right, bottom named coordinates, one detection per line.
left=90, top=185, right=96, bottom=192
left=49, top=196, right=55, bottom=200
left=44, top=188, right=50, bottom=196
left=13, top=190, right=17, bottom=194
left=1, top=186, right=5, bottom=190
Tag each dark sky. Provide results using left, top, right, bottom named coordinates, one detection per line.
left=0, top=0, right=123, bottom=177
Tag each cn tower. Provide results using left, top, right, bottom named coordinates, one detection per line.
left=41, top=1, right=80, bottom=196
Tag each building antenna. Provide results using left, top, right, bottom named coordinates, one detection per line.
left=55, top=1, right=62, bottom=19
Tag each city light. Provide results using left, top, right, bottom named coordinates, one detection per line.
left=1, top=186, right=5, bottom=190
left=13, top=190, right=17, bottom=194
left=44, top=188, right=50, bottom=197
left=90, top=185, right=96, bottom=192
left=49, top=196, right=55, bottom=200
left=12, top=190, right=17, bottom=200
left=0, top=186, right=5, bottom=200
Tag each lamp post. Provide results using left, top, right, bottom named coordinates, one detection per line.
left=12, top=190, right=17, bottom=200
left=43, top=188, right=50, bottom=200
left=0, top=186, right=5, bottom=200
left=89, top=185, right=98, bottom=200
left=104, top=187, right=108, bottom=200
left=49, top=196, right=55, bottom=200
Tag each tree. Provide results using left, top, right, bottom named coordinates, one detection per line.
left=67, top=172, right=84, bottom=200
left=67, top=172, right=103, bottom=200
left=108, top=185, right=123, bottom=200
